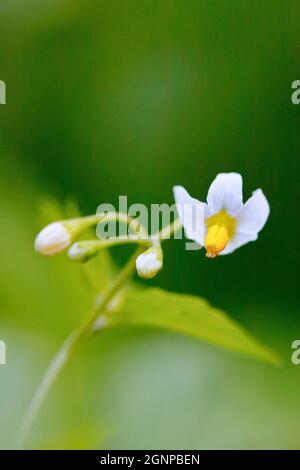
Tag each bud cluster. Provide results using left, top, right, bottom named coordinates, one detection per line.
left=35, top=214, right=163, bottom=280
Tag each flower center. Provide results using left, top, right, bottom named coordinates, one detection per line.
left=205, top=210, right=237, bottom=258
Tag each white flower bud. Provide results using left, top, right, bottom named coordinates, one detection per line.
left=68, top=241, right=99, bottom=263
left=136, top=246, right=163, bottom=279
left=35, top=216, right=100, bottom=257
left=68, top=242, right=87, bottom=262
left=68, top=242, right=86, bottom=262
left=35, top=222, right=72, bottom=256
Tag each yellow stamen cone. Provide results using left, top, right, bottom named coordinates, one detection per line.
left=205, top=224, right=229, bottom=258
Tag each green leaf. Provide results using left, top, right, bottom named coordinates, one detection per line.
left=109, top=288, right=281, bottom=366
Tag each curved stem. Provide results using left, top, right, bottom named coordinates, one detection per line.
left=155, top=218, right=182, bottom=241
left=80, top=212, right=148, bottom=240
left=14, top=247, right=143, bottom=449
left=68, top=237, right=152, bottom=262
left=15, top=218, right=182, bottom=448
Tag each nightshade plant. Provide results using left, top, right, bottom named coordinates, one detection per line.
left=16, top=173, right=279, bottom=447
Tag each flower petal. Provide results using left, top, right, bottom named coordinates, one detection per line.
left=236, top=189, right=270, bottom=234
left=207, top=173, right=243, bottom=216
left=220, top=189, right=270, bottom=255
left=219, top=232, right=258, bottom=255
left=173, top=186, right=207, bottom=246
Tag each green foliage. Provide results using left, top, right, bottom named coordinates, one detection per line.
left=110, top=288, right=280, bottom=366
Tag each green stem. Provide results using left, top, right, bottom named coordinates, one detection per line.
left=15, top=218, right=182, bottom=448
left=68, top=237, right=151, bottom=262
left=15, top=247, right=143, bottom=448
left=156, top=218, right=182, bottom=241
left=78, top=212, right=149, bottom=240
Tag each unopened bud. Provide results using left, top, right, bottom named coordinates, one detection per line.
left=35, top=222, right=71, bottom=256
left=136, top=245, right=163, bottom=279
left=35, top=217, right=96, bottom=256
left=68, top=241, right=100, bottom=263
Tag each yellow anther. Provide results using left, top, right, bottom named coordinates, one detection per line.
left=205, top=224, right=229, bottom=258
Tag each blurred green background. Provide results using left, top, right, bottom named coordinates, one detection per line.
left=0, top=0, right=300, bottom=449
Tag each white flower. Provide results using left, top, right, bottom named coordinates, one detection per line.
left=173, top=172, right=270, bottom=257
left=136, top=245, right=163, bottom=279
left=34, top=222, right=72, bottom=256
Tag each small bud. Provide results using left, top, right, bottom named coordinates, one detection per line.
left=68, top=241, right=99, bottom=263
left=35, top=222, right=71, bottom=256
left=35, top=217, right=95, bottom=256
left=136, top=245, right=163, bottom=279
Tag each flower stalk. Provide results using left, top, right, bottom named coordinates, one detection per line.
left=68, top=237, right=151, bottom=263
left=15, top=217, right=182, bottom=448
